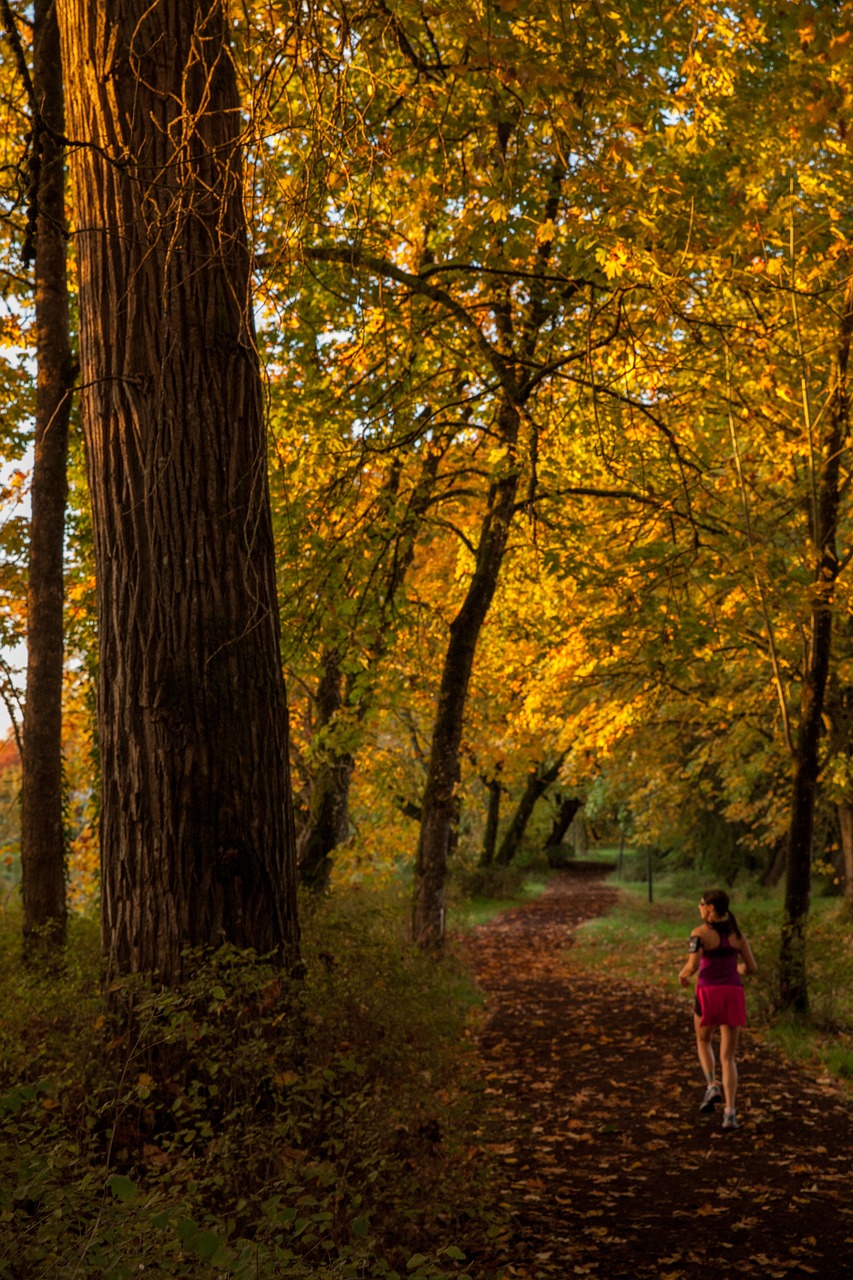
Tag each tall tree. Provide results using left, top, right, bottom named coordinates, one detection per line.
left=779, top=273, right=853, bottom=1013
left=55, top=0, right=299, bottom=980
left=4, top=0, right=75, bottom=951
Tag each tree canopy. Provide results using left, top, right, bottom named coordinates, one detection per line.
left=0, top=0, right=852, bottom=1003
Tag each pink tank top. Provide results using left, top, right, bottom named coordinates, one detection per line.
left=697, top=923, right=742, bottom=988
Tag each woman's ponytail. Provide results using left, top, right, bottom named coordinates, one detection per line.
left=702, top=887, right=742, bottom=939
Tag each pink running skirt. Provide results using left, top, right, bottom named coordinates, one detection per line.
left=696, top=984, right=746, bottom=1028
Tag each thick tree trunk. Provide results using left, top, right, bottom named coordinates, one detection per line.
left=297, top=651, right=353, bottom=892
left=495, top=756, right=564, bottom=867
left=412, top=398, right=519, bottom=946
left=545, top=795, right=581, bottom=855
left=779, top=274, right=853, bottom=1014
left=479, top=774, right=502, bottom=867
left=21, top=0, right=73, bottom=951
left=56, top=0, right=299, bottom=980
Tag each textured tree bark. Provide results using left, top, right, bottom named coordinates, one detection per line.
left=21, top=0, right=74, bottom=951
left=412, top=397, right=520, bottom=946
left=56, top=0, right=299, bottom=980
left=779, top=274, right=853, bottom=1015
left=495, top=756, right=564, bottom=868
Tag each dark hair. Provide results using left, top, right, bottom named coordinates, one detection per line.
left=701, top=888, right=741, bottom=938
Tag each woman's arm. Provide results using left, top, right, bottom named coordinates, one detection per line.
left=679, top=930, right=702, bottom=987
left=737, top=935, right=758, bottom=976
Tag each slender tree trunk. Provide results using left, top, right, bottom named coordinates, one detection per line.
left=761, top=837, right=787, bottom=888
left=297, top=651, right=353, bottom=892
left=21, top=0, right=73, bottom=951
left=412, top=398, right=519, bottom=946
left=495, top=757, right=564, bottom=867
left=411, top=155, right=566, bottom=946
left=837, top=802, right=853, bottom=909
left=56, top=0, right=299, bottom=980
left=479, top=773, right=502, bottom=867
left=297, top=451, right=439, bottom=889
left=779, top=274, right=853, bottom=1014
left=545, top=795, right=581, bottom=855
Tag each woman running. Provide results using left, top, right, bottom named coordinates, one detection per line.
left=678, top=888, right=757, bottom=1130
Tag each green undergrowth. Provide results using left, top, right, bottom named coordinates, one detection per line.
left=447, top=860, right=552, bottom=930
left=0, top=889, right=504, bottom=1279
left=570, top=867, right=853, bottom=1093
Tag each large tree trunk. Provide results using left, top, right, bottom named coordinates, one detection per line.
left=779, top=274, right=853, bottom=1014
left=56, top=0, right=299, bottom=980
left=495, top=756, right=564, bottom=867
left=412, top=398, right=519, bottom=946
left=20, top=0, right=73, bottom=951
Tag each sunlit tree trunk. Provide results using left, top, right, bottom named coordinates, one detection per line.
left=21, top=0, right=74, bottom=952
left=56, top=0, right=299, bottom=980
left=779, top=274, right=853, bottom=1014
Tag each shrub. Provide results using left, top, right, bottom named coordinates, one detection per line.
left=0, top=890, right=497, bottom=1279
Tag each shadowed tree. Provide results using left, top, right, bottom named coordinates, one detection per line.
left=8, top=0, right=75, bottom=952
left=55, top=0, right=299, bottom=979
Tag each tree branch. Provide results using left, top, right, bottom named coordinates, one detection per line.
left=301, top=244, right=515, bottom=395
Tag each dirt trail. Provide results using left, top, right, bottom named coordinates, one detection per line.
left=463, top=866, right=853, bottom=1279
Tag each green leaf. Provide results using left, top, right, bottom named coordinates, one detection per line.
left=407, top=1256, right=427, bottom=1271
left=191, top=1229, right=222, bottom=1261
left=352, top=1215, right=370, bottom=1237
left=106, top=1174, right=137, bottom=1202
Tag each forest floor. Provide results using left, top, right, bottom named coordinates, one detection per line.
left=461, top=864, right=853, bottom=1280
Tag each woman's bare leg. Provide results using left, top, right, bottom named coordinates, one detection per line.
left=694, top=1013, right=716, bottom=1083
left=719, top=1025, right=740, bottom=1112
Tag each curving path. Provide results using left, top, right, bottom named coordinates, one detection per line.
left=463, top=865, right=853, bottom=1280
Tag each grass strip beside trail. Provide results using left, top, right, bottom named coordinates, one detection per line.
left=448, top=864, right=553, bottom=931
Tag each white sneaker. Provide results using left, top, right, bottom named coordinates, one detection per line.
left=699, top=1083, right=723, bottom=1113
